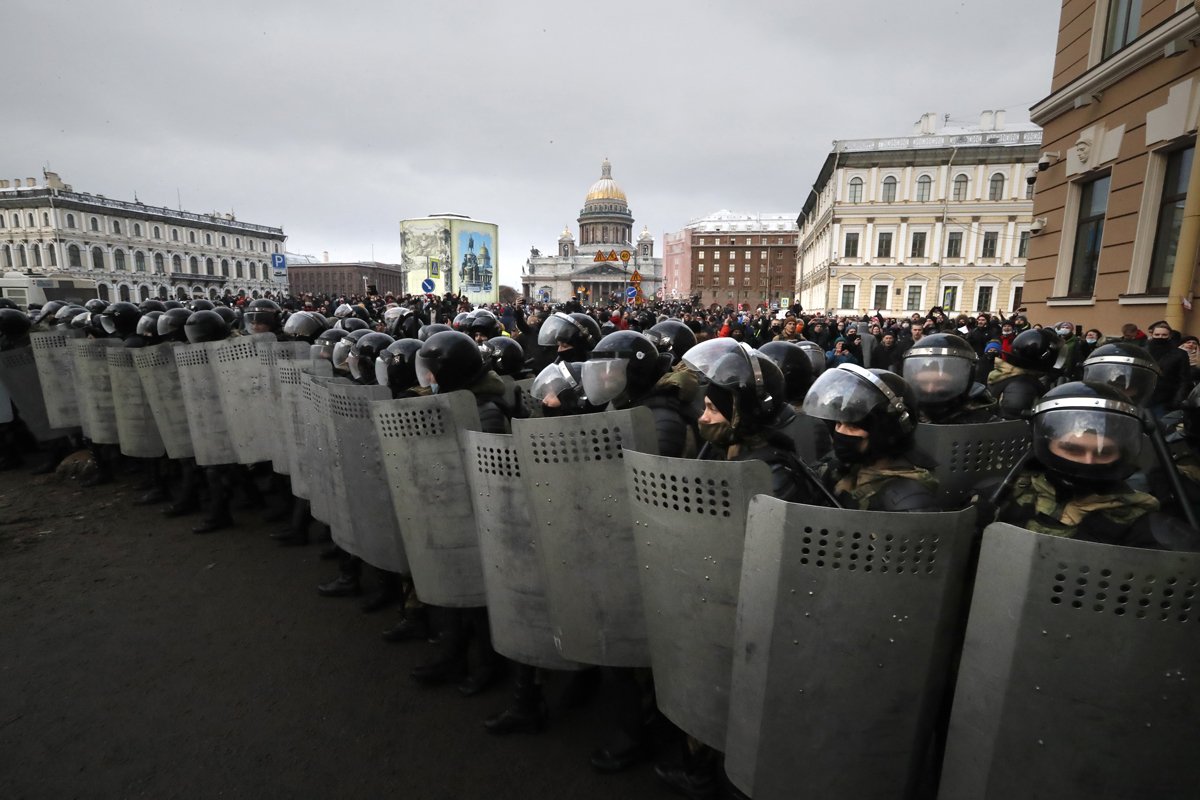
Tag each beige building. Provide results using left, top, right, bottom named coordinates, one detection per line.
left=1024, top=0, right=1200, bottom=334
left=797, top=113, right=1040, bottom=317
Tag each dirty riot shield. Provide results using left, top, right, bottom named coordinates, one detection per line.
left=724, top=498, right=978, bottom=800
left=29, top=329, right=82, bottom=429
left=326, top=381, right=408, bottom=573
left=212, top=334, right=273, bottom=464
left=372, top=391, right=485, bottom=607
left=107, top=346, right=165, bottom=458
left=0, top=346, right=76, bottom=442
left=132, top=343, right=193, bottom=460
left=937, top=523, right=1200, bottom=799
left=911, top=419, right=1030, bottom=509
left=623, top=450, right=772, bottom=748
left=302, top=374, right=352, bottom=535
left=175, top=342, right=236, bottom=466
left=263, top=341, right=311, bottom=474
left=70, top=337, right=122, bottom=444
left=464, top=429, right=580, bottom=670
left=513, top=407, right=659, bottom=667
left=512, top=377, right=543, bottom=419
left=276, top=359, right=329, bottom=501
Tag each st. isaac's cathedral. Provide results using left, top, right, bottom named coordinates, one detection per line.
left=521, top=160, right=662, bottom=304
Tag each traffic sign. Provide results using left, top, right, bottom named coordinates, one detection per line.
left=270, top=253, right=287, bottom=278
left=655, top=289, right=664, bottom=298
left=421, top=278, right=435, bottom=293
left=626, top=286, right=637, bottom=299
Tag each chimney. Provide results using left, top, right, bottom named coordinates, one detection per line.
left=25, top=177, right=35, bottom=187
left=980, top=111, right=995, bottom=130
left=0, top=180, right=8, bottom=189
left=993, top=110, right=1006, bottom=130
left=322, top=250, right=330, bottom=263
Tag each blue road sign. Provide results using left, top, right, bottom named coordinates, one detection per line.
left=421, top=278, right=435, bottom=293
left=270, top=253, right=287, bottom=278
left=626, top=286, right=637, bottom=299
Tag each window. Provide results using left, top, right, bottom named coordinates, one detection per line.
left=66, top=213, right=75, bottom=229
left=841, top=284, right=857, bottom=309
left=916, top=175, right=932, bottom=202
left=220, top=236, right=227, bottom=248
left=977, top=285, right=994, bottom=312
left=877, top=232, right=893, bottom=258
left=154, top=253, right=165, bottom=273
left=728, top=276, right=734, bottom=286
left=114, top=250, right=126, bottom=270
left=112, top=220, right=121, bottom=234
left=1067, top=175, right=1111, bottom=297
left=92, top=247, right=104, bottom=270
left=153, top=226, right=161, bottom=239
left=42, top=212, right=49, bottom=226
left=982, top=232, right=999, bottom=258
left=235, top=238, right=241, bottom=249
left=1103, top=0, right=1142, bottom=59
left=848, top=177, right=863, bottom=203
left=28, top=213, right=35, bottom=227
left=952, top=174, right=968, bottom=201
left=172, top=255, right=182, bottom=272
left=206, top=258, right=214, bottom=276
left=189, top=231, right=196, bottom=244
left=17, top=245, right=26, bottom=267
left=698, top=251, right=705, bottom=259
left=1025, top=181, right=1035, bottom=200
left=946, top=231, right=963, bottom=258
left=48, top=246, right=56, bottom=267
left=1018, top=230, right=1030, bottom=259
left=190, top=257, right=199, bottom=274
left=882, top=176, right=897, bottom=202
left=133, top=223, right=141, bottom=237
left=68, top=244, right=81, bottom=267
left=1012, top=284, right=1024, bottom=308
left=236, top=261, right=244, bottom=278
left=911, top=232, right=927, bottom=258
left=250, top=262, right=258, bottom=279
left=942, top=285, right=959, bottom=309
left=1, top=245, right=10, bottom=268
left=988, top=173, right=1005, bottom=201
left=0, top=215, right=6, bottom=229
left=714, top=250, right=721, bottom=259
left=744, top=250, right=751, bottom=259
left=1147, top=146, right=1195, bottom=294
left=171, top=228, right=179, bottom=241
left=759, top=250, right=766, bottom=258
left=32, top=246, right=41, bottom=267
left=844, top=232, right=860, bottom=258
left=11, top=214, right=18, bottom=228
left=90, top=217, right=99, bottom=232
left=134, top=251, right=146, bottom=272
left=221, top=259, right=229, bottom=277
left=873, top=285, right=889, bottom=309
left=698, top=264, right=705, bottom=272
left=205, top=233, right=212, bottom=245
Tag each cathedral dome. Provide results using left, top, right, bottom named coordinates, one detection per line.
left=585, top=159, right=627, bottom=204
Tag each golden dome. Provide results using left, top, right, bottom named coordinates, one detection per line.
left=585, top=159, right=628, bottom=203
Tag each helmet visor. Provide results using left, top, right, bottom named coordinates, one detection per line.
left=100, top=316, right=119, bottom=335
left=415, top=353, right=439, bottom=388
left=310, top=342, right=333, bottom=362
left=1032, top=407, right=1142, bottom=482
left=531, top=362, right=579, bottom=403
left=681, top=338, right=741, bottom=378
left=580, top=358, right=628, bottom=406
left=374, top=358, right=391, bottom=387
left=243, top=310, right=276, bottom=333
left=282, top=313, right=316, bottom=339
left=902, top=355, right=973, bottom=404
left=331, top=339, right=354, bottom=370
left=801, top=367, right=885, bottom=423
left=798, top=342, right=826, bottom=376
left=348, top=353, right=372, bottom=383
left=1081, top=363, right=1158, bottom=407
left=537, top=313, right=582, bottom=347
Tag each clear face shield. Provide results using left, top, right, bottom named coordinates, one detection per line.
left=797, top=342, right=826, bottom=376
left=531, top=362, right=582, bottom=408
left=902, top=355, right=973, bottom=404
left=681, top=338, right=742, bottom=378
left=580, top=358, right=629, bottom=406
left=801, top=367, right=884, bottom=424
left=330, top=339, right=355, bottom=370
left=537, top=312, right=583, bottom=348
left=1081, top=362, right=1159, bottom=407
left=243, top=310, right=277, bottom=334
left=347, top=351, right=373, bottom=382
left=99, top=315, right=120, bottom=336
left=1032, top=406, right=1142, bottom=482
left=414, top=352, right=440, bottom=389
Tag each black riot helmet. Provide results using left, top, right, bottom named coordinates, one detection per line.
left=157, top=307, right=192, bottom=342
left=212, top=306, right=237, bottom=332
left=347, top=332, right=395, bottom=384
left=383, top=306, right=418, bottom=339
left=416, top=330, right=485, bottom=393
left=0, top=308, right=32, bottom=349
left=758, top=340, right=815, bottom=403
left=465, top=309, right=503, bottom=342
left=331, top=328, right=372, bottom=372
left=0, top=298, right=19, bottom=311
left=1030, top=381, right=1145, bottom=487
left=418, top=322, right=452, bottom=342
left=33, top=300, right=68, bottom=326
left=646, top=320, right=697, bottom=364
left=901, top=333, right=979, bottom=407
left=334, top=316, right=368, bottom=333
left=54, top=305, right=86, bottom=325
left=189, top=298, right=215, bottom=312
left=375, top=338, right=424, bottom=395
left=1007, top=328, right=1066, bottom=373
left=705, top=344, right=785, bottom=428
left=139, top=299, right=167, bottom=314
left=85, top=299, right=109, bottom=314
left=163, top=300, right=184, bottom=310
left=681, top=337, right=743, bottom=376
left=312, top=327, right=350, bottom=365
left=243, top=299, right=283, bottom=334
left=452, top=311, right=471, bottom=330
left=135, top=311, right=164, bottom=343
left=581, top=330, right=664, bottom=406
left=537, top=311, right=601, bottom=356
left=99, top=302, right=143, bottom=338
left=531, top=360, right=591, bottom=415
left=480, top=336, right=526, bottom=377
left=803, top=364, right=919, bottom=456
left=184, top=310, right=229, bottom=343
left=1080, top=342, right=1161, bottom=408
left=796, top=341, right=827, bottom=377
left=281, top=310, right=329, bottom=343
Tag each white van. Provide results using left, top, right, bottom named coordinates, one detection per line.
left=0, top=271, right=99, bottom=310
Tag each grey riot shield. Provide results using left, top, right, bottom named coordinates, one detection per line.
left=107, top=347, right=165, bottom=458
left=464, top=430, right=580, bottom=670
left=30, top=329, right=82, bottom=429
left=212, top=334, right=273, bottom=464
left=372, top=391, right=485, bottom=607
left=503, top=376, right=543, bottom=419
left=513, top=408, right=659, bottom=667
left=133, top=343, right=193, bottom=460
left=912, top=419, right=1030, bottom=509
left=725, top=498, right=977, bottom=800
left=303, top=374, right=342, bottom=531
left=175, top=342, right=236, bottom=466
left=326, top=382, right=409, bottom=573
left=264, top=341, right=311, bottom=474
left=513, top=377, right=542, bottom=418
left=0, top=346, right=75, bottom=442
left=937, top=523, right=1200, bottom=800
left=276, top=359, right=325, bottom=500
left=70, top=338, right=122, bottom=444
left=624, top=450, right=772, bottom=749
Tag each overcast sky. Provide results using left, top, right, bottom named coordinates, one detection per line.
left=4, top=0, right=1060, bottom=288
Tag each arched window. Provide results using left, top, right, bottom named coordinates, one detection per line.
left=235, top=260, right=243, bottom=278
left=42, top=212, right=49, bottom=226
left=132, top=223, right=141, bottom=237
left=171, top=228, right=179, bottom=241
left=220, top=235, right=227, bottom=248
left=0, top=215, right=6, bottom=229
left=1, top=245, right=11, bottom=268
left=134, top=251, right=146, bottom=272
left=848, top=177, right=863, bottom=203
left=153, top=226, right=161, bottom=239
left=112, top=220, right=122, bottom=234
left=28, top=213, right=35, bottom=227
left=205, top=258, right=214, bottom=276
left=10, top=214, right=18, bottom=227
left=119, top=284, right=131, bottom=302
left=98, top=284, right=109, bottom=302
left=190, top=257, right=198, bottom=274
left=158, top=285, right=168, bottom=299
left=32, top=245, right=42, bottom=267
left=176, top=286, right=188, bottom=300
left=916, top=175, right=932, bottom=202
left=90, top=217, right=100, bottom=232
left=235, top=238, right=241, bottom=249
left=17, top=245, right=26, bottom=267
left=114, top=250, right=126, bottom=271
left=220, top=259, right=229, bottom=277
left=989, top=173, right=1005, bottom=201
left=188, top=230, right=196, bottom=244
left=205, top=233, right=212, bottom=245
left=138, top=285, right=150, bottom=301
left=68, top=244, right=82, bottom=267
left=882, top=176, right=898, bottom=202
left=172, top=255, right=182, bottom=272
left=66, top=213, right=76, bottom=229
left=47, top=246, right=56, bottom=267
left=249, top=262, right=257, bottom=279
left=154, top=253, right=165, bottom=273
left=953, top=174, right=969, bottom=201
left=92, top=247, right=105, bottom=270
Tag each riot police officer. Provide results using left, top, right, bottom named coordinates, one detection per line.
left=901, top=333, right=998, bottom=424
left=181, top=310, right=238, bottom=533
left=987, top=327, right=1063, bottom=420
left=537, top=311, right=601, bottom=364
left=1080, top=342, right=1161, bottom=408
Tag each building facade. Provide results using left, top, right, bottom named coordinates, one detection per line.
left=398, top=214, right=498, bottom=304
left=522, top=160, right=662, bottom=304
left=286, top=260, right=406, bottom=298
left=1024, top=0, right=1200, bottom=334
left=664, top=211, right=798, bottom=308
left=797, top=113, right=1041, bottom=317
left=0, top=172, right=287, bottom=303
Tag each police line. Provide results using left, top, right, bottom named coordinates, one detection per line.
left=3, top=332, right=1197, bottom=799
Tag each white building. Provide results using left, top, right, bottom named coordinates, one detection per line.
left=0, top=171, right=287, bottom=303
left=796, top=112, right=1042, bottom=316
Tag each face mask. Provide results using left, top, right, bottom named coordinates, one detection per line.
left=1085, top=337, right=1098, bottom=344
left=1148, top=339, right=1172, bottom=355
left=831, top=429, right=869, bottom=464
left=1058, top=328, right=1073, bottom=337
left=699, top=420, right=736, bottom=446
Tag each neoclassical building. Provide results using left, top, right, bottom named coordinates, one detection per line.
left=522, top=160, right=662, bottom=304
left=0, top=171, right=287, bottom=303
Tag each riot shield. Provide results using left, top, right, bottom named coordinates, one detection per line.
left=70, top=338, right=122, bottom=444
left=107, top=347, right=165, bottom=458
left=912, top=419, right=1029, bottom=509
left=264, top=341, right=311, bottom=474
left=513, top=377, right=543, bottom=418
left=277, top=359, right=328, bottom=501
left=464, top=430, right=580, bottom=670
left=175, top=342, right=236, bottom=466
left=302, top=374, right=351, bottom=533
left=725, top=498, right=977, bottom=800
left=624, top=450, right=771, bottom=748
left=372, top=391, right=485, bottom=607
left=132, top=343, right=193, bottom=460
left=30, top=329, right=82, bottom=429
left=212, top=334, right=273, bottom=464
left=513, top=408, right=659, bottom=667
left=937, top=523, right=1200, bottom=799
left=326, top=381, right=408, bottom=573
left=0, top=346, right=76, bottom=442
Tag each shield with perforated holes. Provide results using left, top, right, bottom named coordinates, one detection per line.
left=107, top=346, right=165, bottom=458
left=277, top=359, right=330, bottom=501
left=623, top=450, right=771, bottom=748
left=263, top=341, right=311, bottom=474
left=372, top=391, right=485, bottom=607
left=303, top=373, right=353, bottom=536
left=133, top=343, right=193, bottom=460
left=29, top=329, right=82, bottom=430
left=211, top=334, right=275, bottom=464
left=175, top=341, right=236, bottom=466
left=70, top=337, right=123, bottom=444
left=465, top=429, right=580, bottom=670
left=937, top=522, right=1200, bottom=799
left=912, top=419, right=1030, bottom=509
left=513, top=408, right=659, bottom=667
left=0, top=344, right=76, bottom=442
left=724, top=497, right=977, bottom=800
